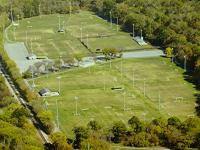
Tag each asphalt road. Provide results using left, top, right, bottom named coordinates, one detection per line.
left=122, top=49, right=164, bottom=59
left=4, top=42, right=40, bottom=73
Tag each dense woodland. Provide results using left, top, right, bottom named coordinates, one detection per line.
left=0, top=0, right=200, bottom=149
left=0, top=75, right=43, bottom=149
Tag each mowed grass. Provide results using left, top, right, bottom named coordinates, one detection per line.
left=7, top=11, right=150, bottom=60
left=30, top=57, right=197, bottom=137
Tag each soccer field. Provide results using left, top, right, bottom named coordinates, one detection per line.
left=30, top=57, right=197, bottom=137
left=6, top=11, right=150, bottom=60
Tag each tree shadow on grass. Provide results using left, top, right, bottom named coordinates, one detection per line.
left=194, top=94, right=200, bottom=117
left=182, top=71, right=200, bottom=117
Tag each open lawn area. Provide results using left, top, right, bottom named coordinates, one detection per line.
left=6, top=11, right=151, bottom=60
left=29, top=57, right=197, bottom=137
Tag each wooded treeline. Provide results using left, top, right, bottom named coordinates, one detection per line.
left=85, top=0, right=200, bottom=84
left=71, top=116, right=200, bottom=150
left=0, top=75, right=43, bottom=149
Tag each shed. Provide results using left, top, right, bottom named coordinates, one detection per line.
left=39, top=88, right=51, bottom=96
left=39, top=88, right=60, bottom=97
left=27, top=54, right=37, bottom=60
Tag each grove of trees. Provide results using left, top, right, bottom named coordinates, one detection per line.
left=71, top=117, right=200, bottom=150
left=0, top=75, right=43, bottom=149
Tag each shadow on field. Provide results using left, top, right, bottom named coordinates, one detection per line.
left=194, top=94, right=200, bottom=116
left=182, top=71, right=200, bottom=117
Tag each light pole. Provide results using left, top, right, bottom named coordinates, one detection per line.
left=39, top=4, right=41, bottom=18
left=57, top=76, right=61, bottom=94
left=132, top=24, right=135, bottom=39
left=158, top=90, right=161, bottom=111
left=11, top=3, right=14, bottom=24
left=143, top=78, right=146, bottom=97
left=121, top=59, right=123, bottom=81
left=27, top=25, right=32, bottom=53
left=141, top=29, right=143, bottom=40
left=26, top=31, right=28, bottom=45
left=123, top=92, right=126, bottom=111
left=116, top=17, right=119, bottom=32
left=63, top=20, right=65, bottom=32
left=80, top=27, right=83, bottom=42
left=44, top=97, right=48, bottom=110
left=31, top=65, right=35, bottom=88
left=143, top=112, right=146, bottom=121
left=87, top=34, right=89, bottom=48
left=69, top=1, right=72, bottom=16
left=184, top=55, right=187, bottom=72
left=2, top=25, right=5, bottom=44
left=103, top=73, right=106, bottom=91
left=109, top=57, right=112, bottom=70
left=56, top=99, right=59, bottom=129
left=109, top=11, right=112, bottom=28
left=74, top=96, right=79, bottom=116
left=58, top=15, right=61, bottom=31
left=132, top=69, right=135, bottom=88
left=17, top=15, right=20, bottom=25
left=13, top=27, right=16, bottom=41
left=30, top=38, right=33, bottom=54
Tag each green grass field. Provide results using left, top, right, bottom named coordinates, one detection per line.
left=30, top=57, right=197, bottom=137
left=6, top=11, right=151, bottom=60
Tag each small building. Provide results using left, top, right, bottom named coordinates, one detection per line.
left=134, top=36, right=148, bottom=46
left=39, top=88, right=59, bottom=97
left=58, top=29, right=65, bottom=33
left=27, top=54, right=37, bottom=60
